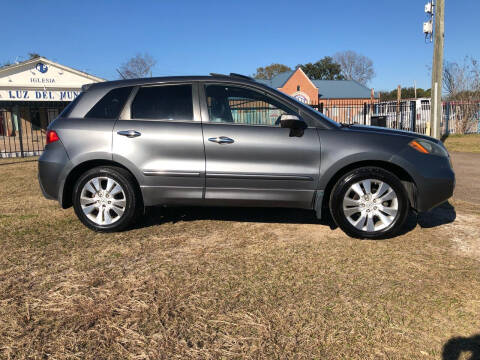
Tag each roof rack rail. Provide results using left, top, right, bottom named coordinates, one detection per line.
left=229, top=73, right=254, bottom=81
left=209, top=72, right=254, bottom=81
left=209, top=73, right=230, bottom=77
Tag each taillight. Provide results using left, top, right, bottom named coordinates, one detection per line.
left=46, top=130, right=60, bottom=144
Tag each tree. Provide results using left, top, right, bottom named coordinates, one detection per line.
left=443, top=57, right=480, bottom=133
left=378, top=87, right=431, bottom=101
left=119, top=53, right=156, bottom=79
left=253, top=63, right=291, bottom=80
left=0, top=61, right=12, bottom=69
left=333, top=50, right=375, bottom=85
left=1, top=52, right=41, bottom=69
left=296, top=57, right=344, bottom=80
left=443, top=57, right=480, bottom=98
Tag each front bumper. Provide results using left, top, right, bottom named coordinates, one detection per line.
left=415, top=171, right=455, bottom=212
left=411, top=155, right=455, bottom=212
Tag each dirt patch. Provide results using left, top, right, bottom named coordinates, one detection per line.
left=451, top=152, right=480, bottom=205
left=443, top=211, right=480, bottom=261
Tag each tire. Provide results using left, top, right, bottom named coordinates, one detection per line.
left=329, top=167, right=409, bottom=239
left=73, top=166, right=141, bottom=232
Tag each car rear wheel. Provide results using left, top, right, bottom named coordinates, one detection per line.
left=329, top=167, right=409, bottom=239
left=73, top=166, right=141, bottom=232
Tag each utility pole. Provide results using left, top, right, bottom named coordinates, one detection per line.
left=429, top=0, right=445, bottom=139
left=396, top=85, right=401, bottom=128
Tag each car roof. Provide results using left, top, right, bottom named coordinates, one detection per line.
left=83, top=74, right=266, bottom=92
left=78, top=74, right=338, bottom=129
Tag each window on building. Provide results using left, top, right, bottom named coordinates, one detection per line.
left=205, top=85, right=296, bottom=126
left=131, top=85, right=193, bottom=120
left=86, top=87, right=133, bottom=119
left=297, top=85, right=300, bottom=91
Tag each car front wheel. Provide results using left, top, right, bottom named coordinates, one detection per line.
left=329, top=167, right=410, bottom=239
left=73, top=166, right=141, bottom=232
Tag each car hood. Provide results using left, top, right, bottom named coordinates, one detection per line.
left=343, top=124, right=439, bottom=143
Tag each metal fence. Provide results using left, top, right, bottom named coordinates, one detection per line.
left=312, top=99, right=480, bottom=136
left=1, top=99, right=479, bottom=158
left=0, top=104, right=65, bottom=158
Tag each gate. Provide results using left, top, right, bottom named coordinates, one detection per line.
left=0, top=103, right=66, bottom=158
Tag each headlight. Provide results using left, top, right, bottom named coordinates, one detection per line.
left=408, top=138, right=449, bottom=157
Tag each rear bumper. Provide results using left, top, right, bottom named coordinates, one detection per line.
left=38, top=172, right=56, bottom=200
left=38, top=142, right=69, bottom=202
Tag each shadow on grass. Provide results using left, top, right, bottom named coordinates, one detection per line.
left=135, top=201, right=456, bottom=238
left=140, top=206, right=335, bottom=228
left=417, top=201, right=456, bottom=228
left=0, top=159, right=38, bottom=166
left=442, top=334, right=480, bottom=360
left=394, top=201, right=456, bottom=237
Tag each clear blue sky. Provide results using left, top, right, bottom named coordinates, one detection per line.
left=3, top=0, right=479, bottom=91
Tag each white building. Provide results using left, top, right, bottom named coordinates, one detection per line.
left=0, top=57, right=104, bottom=157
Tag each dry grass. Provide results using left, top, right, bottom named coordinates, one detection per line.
left=443, top=134, right=480, bottom=153
left=1, top=160, right=480, bottom=359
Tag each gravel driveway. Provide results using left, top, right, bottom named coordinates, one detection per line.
left=451, top=152, right=480, bottom=204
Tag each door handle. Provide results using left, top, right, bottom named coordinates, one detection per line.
left=117, top=130, right=141, bottom=138
left=208, top=136, right=234, bottom=144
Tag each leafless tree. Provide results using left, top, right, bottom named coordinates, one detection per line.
left=119, top=53, right=156, bottom=79
left=443, top=57, right=480, bottom=133
left=333, top=50, right=375, bottom=85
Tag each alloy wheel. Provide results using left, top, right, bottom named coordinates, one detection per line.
left=80, top=176, right=126, bottom=225
left=342, top=179, right=398, bottom=232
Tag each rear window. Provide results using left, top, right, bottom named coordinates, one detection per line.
left=86, top=86, right=133, bottom=119
left=58, top=92, right=84, bottom=118
left=130, top=85, right=193, bottom=120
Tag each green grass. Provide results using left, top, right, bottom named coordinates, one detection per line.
left=0, top=160, right=479, bottom=359
left=444, top=133, right=480, bottom=153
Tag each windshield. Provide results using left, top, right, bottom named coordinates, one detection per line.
left=260, top=83, right=341, bottom=128
left=296, top=99, right=341, bottom=127
left=284, top=93, right=340, bottom=127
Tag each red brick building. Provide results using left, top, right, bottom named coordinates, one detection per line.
left=257, top=67, right=378, bottom=106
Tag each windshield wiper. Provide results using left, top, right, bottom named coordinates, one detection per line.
left=340, top=123, right=353, bottom=128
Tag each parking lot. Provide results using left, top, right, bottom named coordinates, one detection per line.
left=0, top=152, right=479, bottom=359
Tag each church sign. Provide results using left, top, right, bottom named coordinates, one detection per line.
left=0, top=58, right=104, bottom=102
left=0, top=89, right=80, bottom=101
left=0, top=57, right=104, bottom=157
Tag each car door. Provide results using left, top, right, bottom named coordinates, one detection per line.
left=112, top=83, right=205, bottom=206
left=199, top=83, right=321, bottom=208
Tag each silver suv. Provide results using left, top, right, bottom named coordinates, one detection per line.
left=38, top=74, right=455, bottom=239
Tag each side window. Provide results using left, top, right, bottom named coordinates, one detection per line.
left=205, top=85, right=296, bottom=126
left=131, top=85, right=193, bottom=120
left=86, top=86, right=133, bottom=119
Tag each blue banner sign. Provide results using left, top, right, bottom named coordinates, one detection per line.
left=0, top=89, right=80, bottom=102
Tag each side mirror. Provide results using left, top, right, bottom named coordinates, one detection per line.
left=279, top=114, right=307, bottom=137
